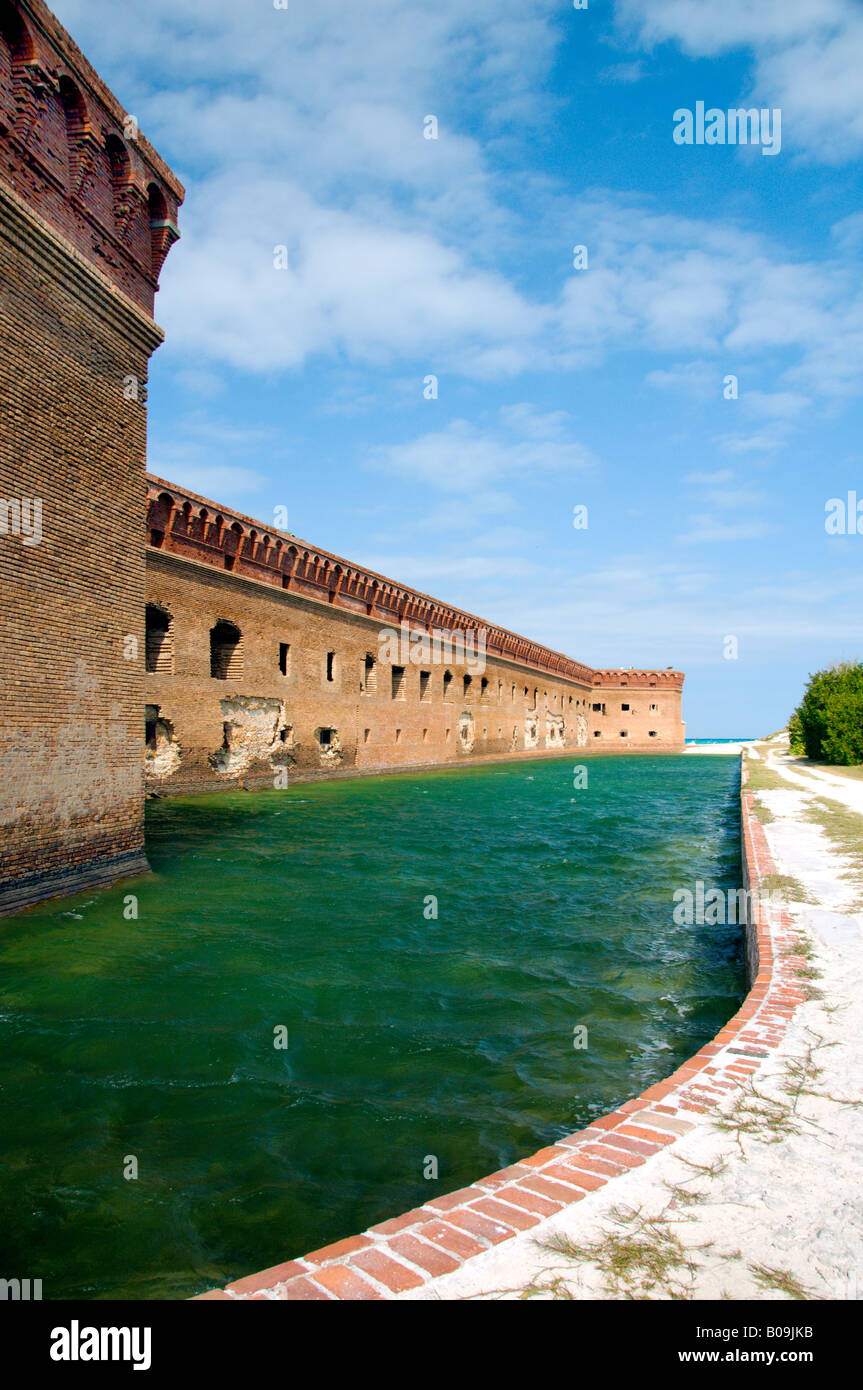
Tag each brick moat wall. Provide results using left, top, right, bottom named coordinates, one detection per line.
left=0, top=0, right=182, bottom=913
left=144, top=537, right=686, bottom=792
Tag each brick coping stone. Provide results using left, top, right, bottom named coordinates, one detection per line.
left=193, top=762, right=802, bottom=1301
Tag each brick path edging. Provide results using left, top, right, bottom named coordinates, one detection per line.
left=194, top=762, right=804, bottom=1301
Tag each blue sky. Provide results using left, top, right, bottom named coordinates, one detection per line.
left=54, top=0, right=863, bottom=736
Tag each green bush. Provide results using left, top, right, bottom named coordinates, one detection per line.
left=790, top=662, right=863, bottom=765
left=788, top=711, right=805, bottom=756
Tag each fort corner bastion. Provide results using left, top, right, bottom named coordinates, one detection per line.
left=0, top=0, right=684, bottom=916
left=0, top=0, right=183, bottom=913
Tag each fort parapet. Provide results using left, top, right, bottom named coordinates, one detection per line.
left=143, top=476, right=685, bottom=793
left=0, top=0, right=183, bottom=913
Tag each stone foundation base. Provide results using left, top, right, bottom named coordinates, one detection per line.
left=0, top=850, right=150, bottom=918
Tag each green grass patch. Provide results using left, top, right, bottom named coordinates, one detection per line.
left=799, top=761, right=863, bottom=782
left=535, top=1208, right=700, bottom=1299
left=752, top=741, right=776, bottom=758
left=804, top=797, right=863, bottom=907
left=744, top=754, right=795, bottom=794
left=749, top=1263, right=816, bottom=1300
left=760, top=871, right=812, bottom=904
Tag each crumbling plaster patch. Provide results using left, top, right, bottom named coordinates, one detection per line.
left=210, top=697, right=292, bottom=778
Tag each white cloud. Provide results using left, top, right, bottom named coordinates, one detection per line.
left=556, top=197, right=863, bottom=409
left=148, top=414, right=286, bottom=503
left=739, top=390, right=811, bottom=420
left=599, top=60, right=646, bottom=85
left=158, top=175, right=548, bottom=374
left=617, top=0, right=863, bottom=162
left=617, top=0, right=848, bottom=56
left=714, top=425, right=792, bottom=455
left=148, top=463, right=269, bottom=502
left=52, top=0, right=863, bottom=410
left=685, top=471, right=768, bottom=509
left=685, top=469, right=735, bottom=486
left=498, top=404, right=576, bottom=438
left=679, top=514, right=777, bottom=545
left=45, top=0, right=863, bottom=564
left=645, top=361, right=718, bottom=400
left=370, top=412, right=598, bottom=495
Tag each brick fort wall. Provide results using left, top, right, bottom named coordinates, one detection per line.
left=143, top=477, right=686, bottom=792
left=0, top=0, right=183, bottom=913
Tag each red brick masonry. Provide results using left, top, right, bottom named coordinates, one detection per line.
left=194, top=764, right=802, bottom=1300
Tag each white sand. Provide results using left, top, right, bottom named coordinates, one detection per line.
left=401, top=746, right=863, bottom=1301
left=763, top=746, right=863, bottom=817
left=684, top=742, right=756, bottom=755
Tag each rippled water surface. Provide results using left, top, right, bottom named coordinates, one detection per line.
left=0, top=754, right=743, bottom=1298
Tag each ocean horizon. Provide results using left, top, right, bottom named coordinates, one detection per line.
left=685, top=738, right=754, bottom=745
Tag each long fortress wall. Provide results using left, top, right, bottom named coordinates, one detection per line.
left=144, top=477, right=686, bottom=793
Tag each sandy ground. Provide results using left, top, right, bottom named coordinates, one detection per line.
left=401, top=740, right=863, bottom=1301
left=758, top=744, right=863, bottom=817
left=684, top=741, right=756, bottom=755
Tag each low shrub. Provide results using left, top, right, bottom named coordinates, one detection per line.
left=790, top=662, right=863, bottom=765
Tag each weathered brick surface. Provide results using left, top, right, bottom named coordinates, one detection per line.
left=0, top=0, right=182, bottom=913
left=0, top=1, right=182, bottom=314
left=142, top=477, right=687, bottom=792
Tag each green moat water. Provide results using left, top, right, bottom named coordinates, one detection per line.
left=0, top=754, right=743, bottom=1299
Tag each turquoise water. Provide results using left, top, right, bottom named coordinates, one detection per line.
left=0, top=754, right=743, bottom=1299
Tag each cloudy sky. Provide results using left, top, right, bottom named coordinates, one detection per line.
left=55, top=0, right=863, bottom=736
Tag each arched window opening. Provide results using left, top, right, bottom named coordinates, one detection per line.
left=148, top=181, right=167, bottom=221
left=58, top=76, right=88, bottom=182
left=145, top=605, right=173, bottom=675
left=0, top=4, right=31, bottom=57
left=145, top=704, right=159, bottom=747
left=105, top=133, right=130, bottom=206
left=147, top=181, right=173, bottom=280
left=362, top=653, right=377, bottom=695
left=225, top=521, right=243, bottom=572
left=0, top=4, right=33, bottom=126
left=210, top=621, right=242, bottom=680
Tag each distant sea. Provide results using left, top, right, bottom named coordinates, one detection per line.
left=685, top=738, right=753, bottom=745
